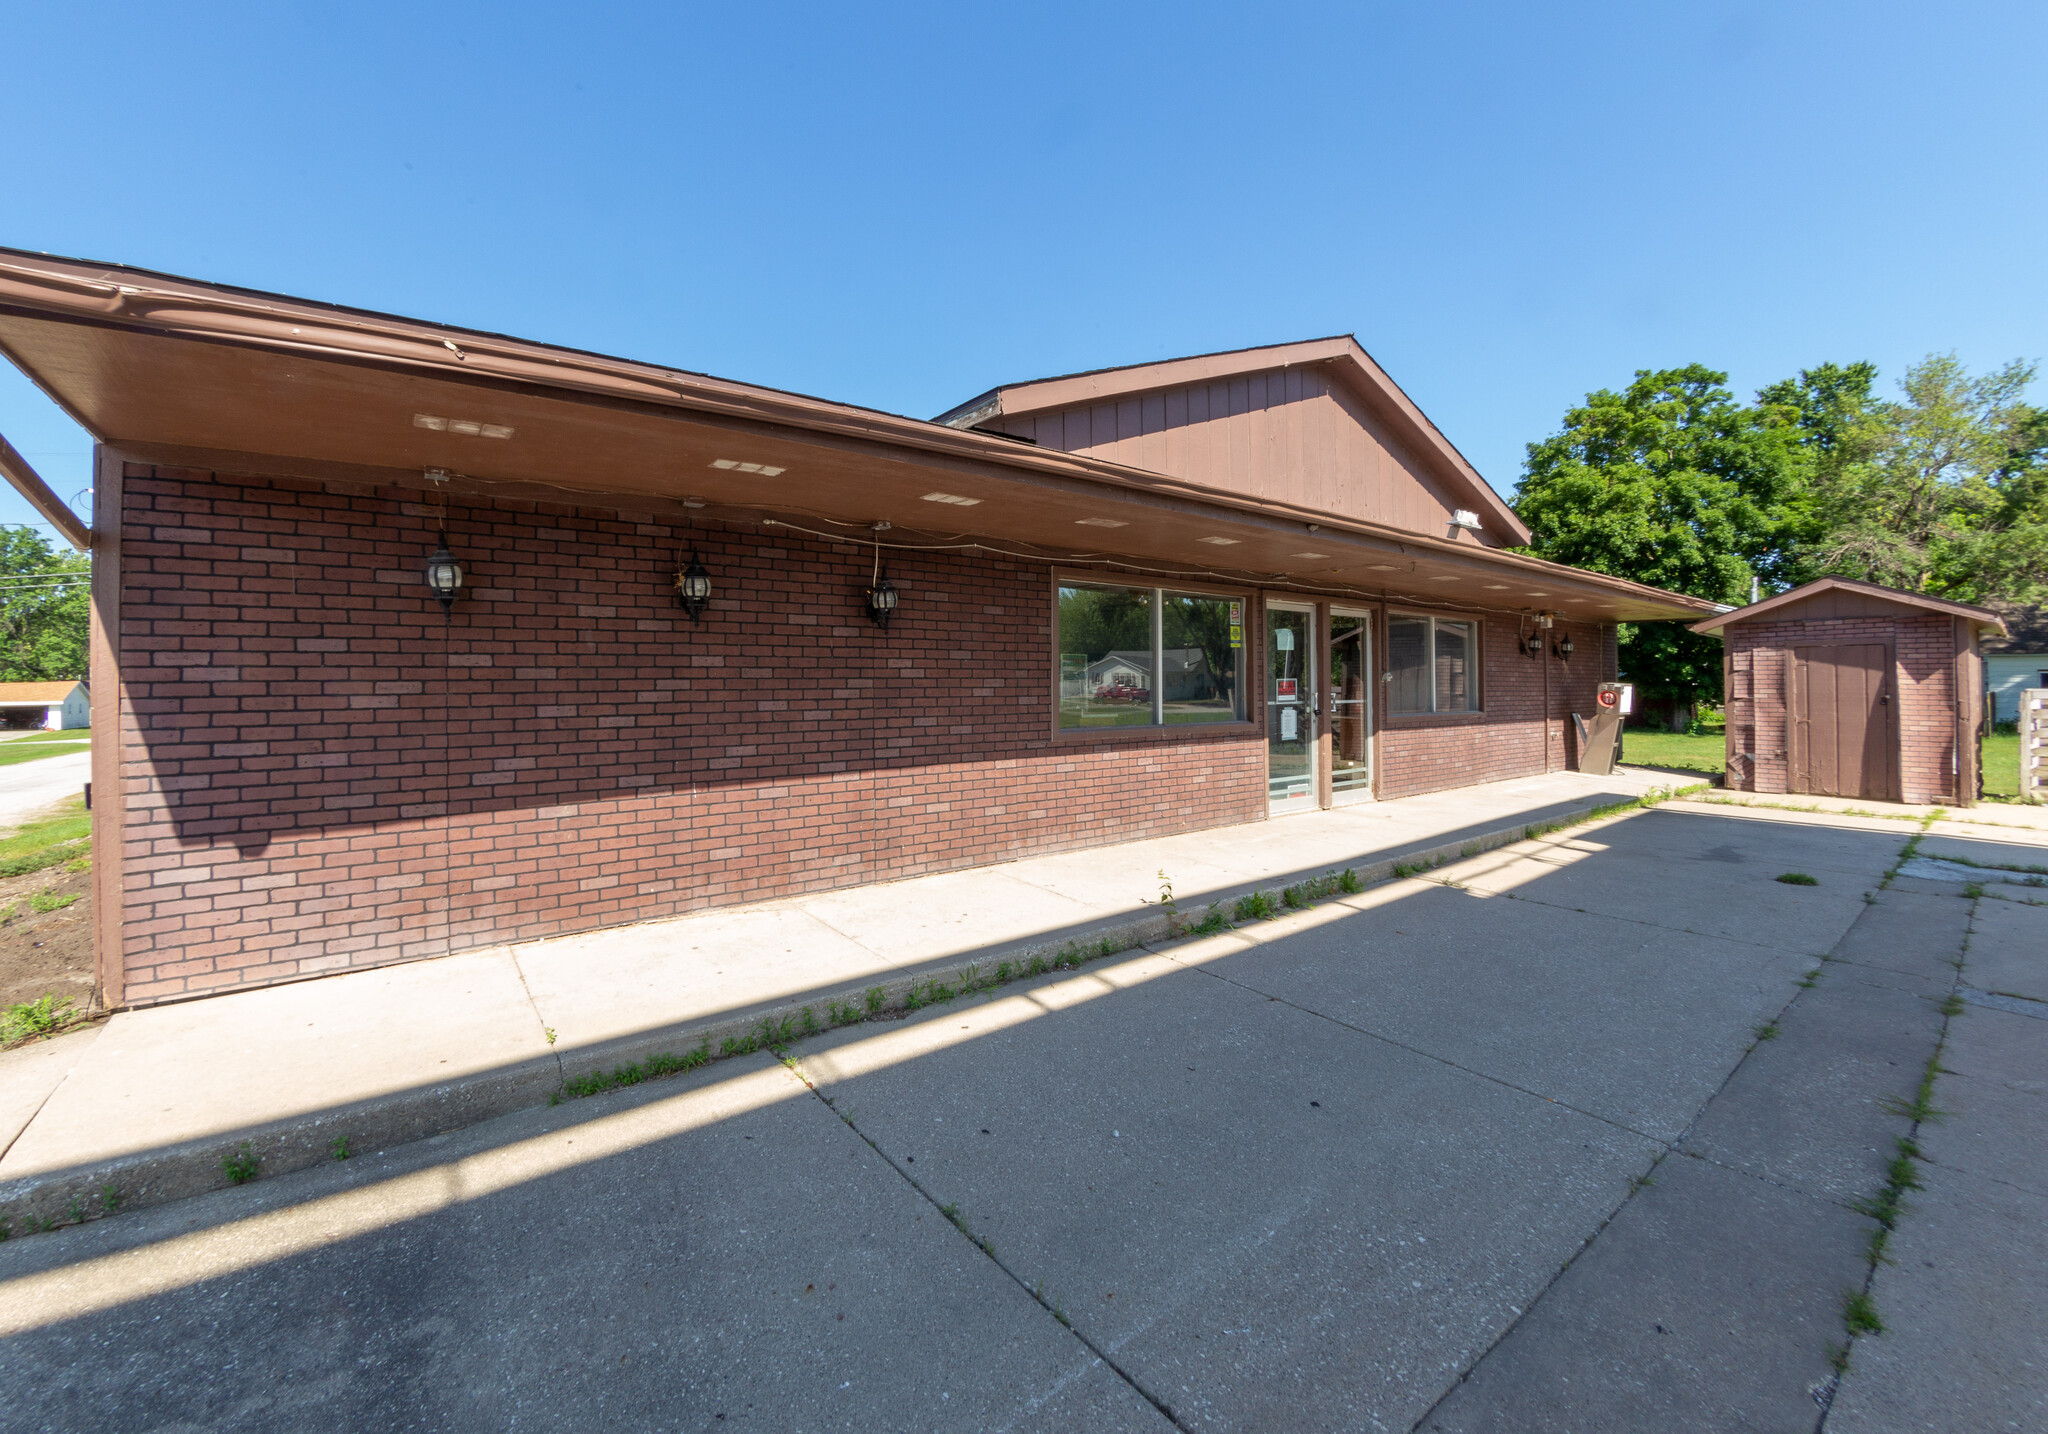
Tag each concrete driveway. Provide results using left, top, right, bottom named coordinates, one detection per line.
left=0, top=801, right=2030, bottom=1432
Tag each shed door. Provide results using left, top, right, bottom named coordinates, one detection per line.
left=1790, top=644, right=1897, bottom=799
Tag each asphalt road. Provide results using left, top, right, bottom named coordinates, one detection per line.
left=0, top=743, right=90, bottom=832
left=1, top=803, right=2035, bottom=1433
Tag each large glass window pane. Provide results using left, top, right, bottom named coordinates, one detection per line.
left=1388, top=617, right=1430, bottom=714
left=1159, top=592, right=1244, bottom=724
left=1057, top=585, right=1155, bottom=729
left=1435, top=620, right=1476, bottom=711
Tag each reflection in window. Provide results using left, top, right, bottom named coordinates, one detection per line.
left=1160, top=592, right=1244, bottom=724
left=1058, top=585, right=1245, bottom=730
left=1058, top=585, right=1155, bottom=728
left=1388, top=614, right=1479, bottom=714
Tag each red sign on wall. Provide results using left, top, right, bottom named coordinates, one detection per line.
left=1275, top=678, right=1299, bottom=702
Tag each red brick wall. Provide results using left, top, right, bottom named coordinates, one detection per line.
left=115, top=467, right=1279, bottom=1004
left=113, top=465, right=1619, bottom=1005
left=1376, top=615, right=1609, bottom=799
left=1721, top=614, right=1958, bottom=803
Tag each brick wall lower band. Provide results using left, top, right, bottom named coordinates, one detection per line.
left=113, top=466, right=1609, bottom=1005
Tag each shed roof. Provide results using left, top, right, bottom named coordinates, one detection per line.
left=1689, top=578, right=2007, bottom=636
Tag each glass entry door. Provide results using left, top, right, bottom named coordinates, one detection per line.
left=1266, top=604, right=1316, bottom=815
left=1329, top=610, right=1373, bottom=803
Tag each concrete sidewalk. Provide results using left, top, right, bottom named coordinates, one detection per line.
left=0, top=768, right=1681, bottom=1226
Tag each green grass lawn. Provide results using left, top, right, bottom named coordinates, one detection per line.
left=0, top=797, right=90, bottom=877
left=1619, top=728, right=1726, bottom=776
left=1982, top=732, right=2019, bottom=800
left=0, top=735, right=89, bottom=768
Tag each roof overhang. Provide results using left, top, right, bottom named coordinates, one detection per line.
left=0, top=249, right=1713, bottom=624
left=1690, top=577, right=2008, bottom=637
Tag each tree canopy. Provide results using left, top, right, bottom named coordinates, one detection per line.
left=1511, top=364, right=1810, bottom=708
left=1514, top=354, right=2045, bottom=713
left=0, top=528, right=90, bottom=683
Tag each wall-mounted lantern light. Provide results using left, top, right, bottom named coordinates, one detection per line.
left=864, top=521, right=897, bottom=630
left=866, top=570, right=898, bottom=629
left=674, top=553, right=712, bottom=622
left=1553, top=635, right=1575, bottom=660
left=424, top=533, right=463, bottom=614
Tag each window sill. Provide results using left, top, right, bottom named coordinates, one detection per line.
left=1382, top=710, right=1489, bottom=727
left=1052, top=720, right=1258, bottom=744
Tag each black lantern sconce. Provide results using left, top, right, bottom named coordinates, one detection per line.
left=424, top=532, right=463, bottom=614
left=674, top=554, right=712, bottom=622
left=1552, top=634, right=1575, bottom=661
left=864, top=520, right=897, bottom=630
left=866, top=570, right=898, bottom=629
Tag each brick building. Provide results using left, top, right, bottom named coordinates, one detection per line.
left=0, top=249, right=1714, bottom=1007
left=1693, top=579, right=2005, bottom=805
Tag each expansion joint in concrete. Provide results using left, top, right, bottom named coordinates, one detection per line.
left=778, top=1053, right=1196, bottom=1433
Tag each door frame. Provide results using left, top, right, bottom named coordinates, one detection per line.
left=1788, top=642, right=1900, bottom=801
left=1264, top=599, right=1318, bottom=816
left=1325, top=604, right=1377, bottom=806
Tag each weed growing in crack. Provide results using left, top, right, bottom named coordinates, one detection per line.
left=564, top=1041, right=713, bottom=1098
left=100, top=1183, right=121, bottom=1212
left=1753, top=1021, right=1781, bottom=1042
left=1776, top=872, right=1818, bottom=886
left=330, top=1136, right=352, bottom=1162
left=1234, top=890, right=1279, bottom=922
left=1843, top=1289, right=1885, bottom=1336
left=1939, top=993, right=1965, bottom=1017
left=1797, top=968, right=1823, bottom=989
left=223, top=1142, right=259, bottom=1185
left=828, top=1000, right=863, bottom=1026
left=864, top=986, right=886, bottom=1015
left=1191, top=904, right=1231, bottom=935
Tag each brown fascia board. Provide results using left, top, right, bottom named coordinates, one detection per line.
left=0, top=249, right=1703, bottom=616
left=1689, top=577, right=2008, bottom=637
left=932, top=335, right=1532, bottom=547
left=0, top=430, right=89, bottom=551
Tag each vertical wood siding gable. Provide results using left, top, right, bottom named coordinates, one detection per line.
left=1000, top=366, right=1474, bottom=540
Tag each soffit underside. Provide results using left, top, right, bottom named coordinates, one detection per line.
left=0, top=312, right=1707, bottom=624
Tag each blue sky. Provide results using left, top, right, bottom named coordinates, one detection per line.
left=2, top=1, right=2042, bottom=543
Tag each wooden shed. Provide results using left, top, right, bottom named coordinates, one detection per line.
left=1692, top=579, right=2006, bottom=806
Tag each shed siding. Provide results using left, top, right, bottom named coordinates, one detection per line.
left=989, top=364, right=1494, bottom=545
left=1721, top=613, right=1964, bottom=804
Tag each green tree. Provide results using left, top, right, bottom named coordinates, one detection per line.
left=1790, top=354, right=2045, bottom=604
left=1512, top=365, right=1808, bottom=720
left=0, top=528, right=90, bottom=685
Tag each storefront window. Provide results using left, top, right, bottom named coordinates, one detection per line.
left=1389, top=614, right=1480, bottom=714
left=1161, top=592, right=1244, bottom=724
left=1058, top=584, right=1245, bottom=729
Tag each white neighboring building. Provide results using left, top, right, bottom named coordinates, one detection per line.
left=1987, top=607, right=2048, bottom=723
left=0, top=681, right=89, bottom=729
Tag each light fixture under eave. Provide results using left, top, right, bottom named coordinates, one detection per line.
left=674, top=553, right=712, bottom=622
left=1553, top=635, right=1575, bottom=660
left=865, top=521, right=897, bottom=630
left=866, top=570, right=898, bottom=629
left=921, top=491, right=981, bottom=506
left=709, top=459, right=786, bottom=476
left=424, top=533, right=463, bottom=614
left=1196, top=536, right=1240, bottom=546
left=1075, top=518, right=1128, bottom=528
